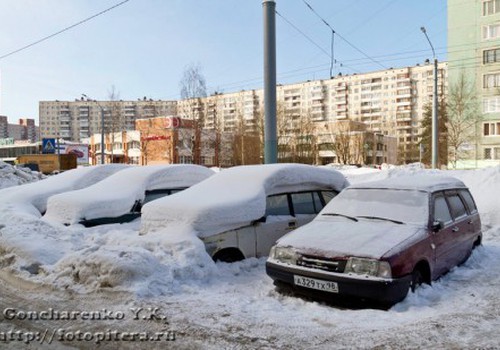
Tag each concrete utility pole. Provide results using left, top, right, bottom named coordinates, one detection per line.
left=421, top=27, right=439, bottom=169
left=263, top=0, right=277, bottom=164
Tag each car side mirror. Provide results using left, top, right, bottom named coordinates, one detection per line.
left=253, top=216, right=267, bottom=225
left=432, top=221, right=444, bottom=232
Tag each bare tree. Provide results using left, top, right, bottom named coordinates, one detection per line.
left=179, top=63, right=207, bottom=165
left=447, top=73, right=482, bottom=168
left=107, top=85, right=125, bottom=163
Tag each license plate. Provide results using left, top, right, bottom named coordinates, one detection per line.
left=293, top=275, right=339, bottom=293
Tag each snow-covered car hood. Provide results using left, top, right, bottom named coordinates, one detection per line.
left=43, top=165, right=214, bottom=225
left=276, top=217, right=425, bottom=259
left=141, top=164, right=349, bottom=238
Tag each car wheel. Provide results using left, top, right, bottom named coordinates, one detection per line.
left=213, top=249, right=245, bottom=263
left=410, top=268, right=424, bottom=293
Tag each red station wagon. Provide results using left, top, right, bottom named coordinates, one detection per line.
left=266, top=175, right=482, bottom=306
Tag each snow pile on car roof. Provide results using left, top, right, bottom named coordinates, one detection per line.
left=349, top=174, right=466, bottom=192
left=0, top=164, right=127, bottom=219
left=43, top=165, right=214, bottom=225
left=0, top=160, right=45, bottom=190
left=141, top=163, right=349, bottom=238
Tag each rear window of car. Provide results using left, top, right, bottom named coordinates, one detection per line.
left=460, top=190, right=478, bottom=214
left=291, top=192, right=316, bottom=214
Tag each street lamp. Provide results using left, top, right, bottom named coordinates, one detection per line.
left=82, top=94, right=106, bottom=165
left=421, top=26, right=439, bottom=169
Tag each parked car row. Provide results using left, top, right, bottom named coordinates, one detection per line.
left=5, top=163, right=481, bottom=307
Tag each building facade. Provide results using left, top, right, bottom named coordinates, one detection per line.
left=448, top=0, right=500, bottom=166
left=40, top=97, right=177, bottom=142
left=0, top=116, right=39, bottom=143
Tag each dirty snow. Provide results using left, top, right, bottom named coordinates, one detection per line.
left=0, top=164, right=500, bottom=348
left=43, top=164, right=214, bottom=225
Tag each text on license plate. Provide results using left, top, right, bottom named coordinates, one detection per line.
left=293, top=275, right=339, bottom=293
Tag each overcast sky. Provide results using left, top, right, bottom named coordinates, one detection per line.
left=0, top=0, right=447, bottom=123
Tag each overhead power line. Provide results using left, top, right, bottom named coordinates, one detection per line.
left=301, top=0, right=387, bottom=70
left=275, top=10, right=360, bottom=74
left=0, top=0, right=131, bottom=61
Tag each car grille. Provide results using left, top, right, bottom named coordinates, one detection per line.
left=297, top=255, right=347, bottom=273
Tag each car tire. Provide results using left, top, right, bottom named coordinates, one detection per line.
left=410, top=268, right=424, bottom=293
left=213, top=249, right=245, bottom=263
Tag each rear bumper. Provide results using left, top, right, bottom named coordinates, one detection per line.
left=266, top=260, right=411, bottom=306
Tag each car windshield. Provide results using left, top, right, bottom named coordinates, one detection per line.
left=322, top=188, right=429, bottom=225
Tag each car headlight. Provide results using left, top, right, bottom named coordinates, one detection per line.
left=345, top=257, right=392, bottom=278
left=269, top=246, right=298, bottom=265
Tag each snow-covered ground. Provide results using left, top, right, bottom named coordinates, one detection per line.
left=0, top=164, right=500, bottom=348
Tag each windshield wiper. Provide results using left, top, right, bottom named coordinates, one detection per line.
left=356, top=216, right=404, bottom=225
left=322, top=213, right=358, bottom=222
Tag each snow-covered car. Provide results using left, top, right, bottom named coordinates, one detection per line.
left=43, top=165, right=215, bottom=227
left=0, top=164, right=127, bottom=218
left=266, top=175, right=482, bottom=306
left=141, top=164, right=349, bottom=262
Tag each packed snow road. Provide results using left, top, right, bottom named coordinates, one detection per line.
left=0, top=164, right=500, bottom=348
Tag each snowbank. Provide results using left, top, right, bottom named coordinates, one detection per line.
left=0, top=160, right=45, bottom=189
left=141, top=163, right=349, bottom=238
left=43, top=164, right=214, bottom=225
left=50, top=225, right=217, bottom=296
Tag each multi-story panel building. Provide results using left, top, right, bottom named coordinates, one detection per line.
left=39, top=98, right=177, bottom=142
left=0, top=116, right=8, bottom=139
left=189, top=62, right=443, bottom=164
left=448, top=0, right=500, bottom=165
left=0, top=116, right=39, bottom=142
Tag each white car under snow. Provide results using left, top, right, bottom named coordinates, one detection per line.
left=0, top=164, right=128, bottom=218
left=43, top=164, right=215, bottom=227
left=140, top=163, right=349, bottom=262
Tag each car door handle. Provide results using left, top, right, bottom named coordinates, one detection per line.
left=288, top=221, right=296, bottom=228
left=452, top=227, right=459, bottom=232
left=468, top=220, right=473, bottom=225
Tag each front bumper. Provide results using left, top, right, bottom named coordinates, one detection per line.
left=266, top=260, right=412, bottom=306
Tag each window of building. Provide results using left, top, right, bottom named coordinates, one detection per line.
left=483, top=73, right=500, bottom=88
left=483, top=121, right=500, bottom=135
left=483, top=48, right=500, bottom=64
left=483, top=96, right=500, bottom=113
left=483, top=24, right=500, bottom=40
left=179, top=155, right=193, bottom=164
left=483, top=0, right=500, bottom=15
left=484, top=147, right=493, bottom=159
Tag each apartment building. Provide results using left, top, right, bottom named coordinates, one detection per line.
left=448, top=0, right=500, bottom=166
left=0, top=116, right=39, bottom=142
left=180, top=61, right=445, bottom=164
left=40, top=97, right=177, bottom=142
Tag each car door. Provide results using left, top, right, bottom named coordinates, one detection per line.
left=255, top=193, right=296, bottom=257
left=445, top=190, right=473, bottom=265
left=431, top=192, right=456, bottom=276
